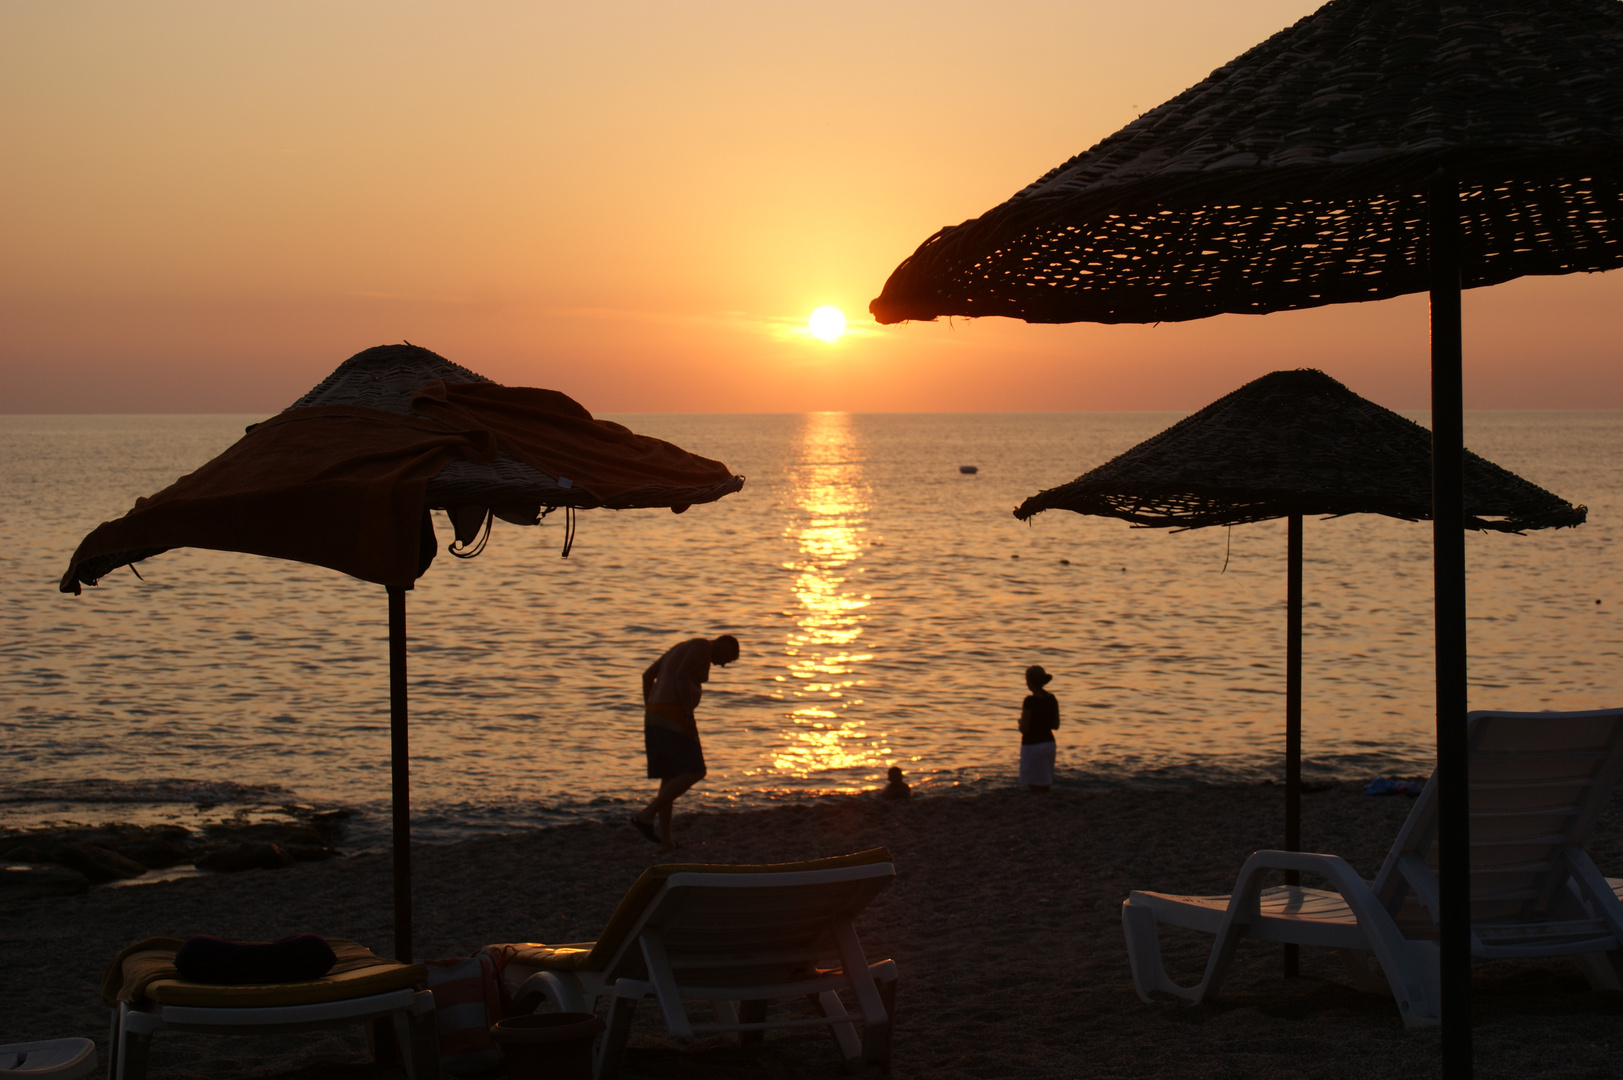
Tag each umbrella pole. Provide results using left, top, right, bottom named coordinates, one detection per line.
left=1284, top=512, right=1303, bottom=977
left=1430, top=173, right=1471, bottom=1078
left=388, top=584, right=414, bottom=963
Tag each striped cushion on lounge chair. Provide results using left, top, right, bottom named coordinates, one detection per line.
left=492, top=943, right=597, bottom=972
left=103, top=937, right=426, bottom=1008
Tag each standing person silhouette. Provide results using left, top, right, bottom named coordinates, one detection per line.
left=630, top=634, right=740, bottom=847
left=1018, top=664, right=1060, bottom=793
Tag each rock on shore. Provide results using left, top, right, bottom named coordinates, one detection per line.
left=0, top=809, right=349, bottom=881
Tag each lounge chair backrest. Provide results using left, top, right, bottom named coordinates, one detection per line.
left=580, top=847, right=892, bottom=974
left=599, top=858, right=895, bottom=986
left=1373, top=708, right=1623, bottom=928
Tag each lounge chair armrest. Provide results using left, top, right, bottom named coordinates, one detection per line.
left=1234, top=850, right=1372, bottom=898
left=1228, top=849, right=1433, bottom=1020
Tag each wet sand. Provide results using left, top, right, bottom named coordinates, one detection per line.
left=4, top=785, right=1621, bottom=1079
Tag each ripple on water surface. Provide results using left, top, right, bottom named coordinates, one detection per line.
left=3, top=411, right=1619, bottom=845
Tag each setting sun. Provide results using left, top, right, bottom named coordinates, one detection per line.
left=808, top=306, right=846, bottom=342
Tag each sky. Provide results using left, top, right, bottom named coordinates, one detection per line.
left=4, top=0, right=1621, bottom=415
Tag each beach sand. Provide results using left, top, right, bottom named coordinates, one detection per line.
left=4, top=784, right=1621, bottom=1079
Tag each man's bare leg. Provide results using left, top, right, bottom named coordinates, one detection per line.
left=635, top=773, right=703, bottom=848
left=656, top=801, right=675, bottom=847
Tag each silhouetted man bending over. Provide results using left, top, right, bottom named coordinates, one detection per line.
left=630, top=634, right=740, bottom=847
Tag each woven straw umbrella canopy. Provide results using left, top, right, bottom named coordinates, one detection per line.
left=1014, top=368, right=1586, bottom=530
left=60, top=343, right=746, bottom=960
left=1015, top=367, right=1585, bottom=900
left=870, top=1, right=1623, bottom=1066
left=871, top=0, right=1623, bottom=325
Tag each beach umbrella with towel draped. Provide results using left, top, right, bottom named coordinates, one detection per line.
left=871, top=1, right=1623, bottom=1069
left=59, top=343, right=746, bottom=961
left=1014, top=367, right=1586, bottom=971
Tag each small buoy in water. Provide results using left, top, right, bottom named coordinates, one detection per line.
left=1010, top=554, right=1019, bottom=559
left=1059, top=558, right=1070, bottom=565
left=959, top=465, right=978, bottom=474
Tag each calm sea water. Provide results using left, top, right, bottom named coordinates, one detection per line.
left=2, top=412, right=1619, bottom=849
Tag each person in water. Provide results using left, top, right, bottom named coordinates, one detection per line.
left=881, top=766, right=911, bottom=800
left=1018, top=664, right=1060, bottom=792
left=631, top=634, right=740, bottom=847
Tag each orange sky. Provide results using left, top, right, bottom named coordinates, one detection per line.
left=4, top=0, right=1621, bottom=414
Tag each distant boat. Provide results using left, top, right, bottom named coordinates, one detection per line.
left=959, top=465, right=979, bottom=475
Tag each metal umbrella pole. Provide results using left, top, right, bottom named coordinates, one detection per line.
left=1284, top=513, right=1303, bottom=978
left=388, top=585, right=414, bottom=963
left=1430, top=172, right=1471, bottom=1079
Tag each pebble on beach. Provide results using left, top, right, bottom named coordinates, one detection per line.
left=4, top=785, right=1620, bottom=1080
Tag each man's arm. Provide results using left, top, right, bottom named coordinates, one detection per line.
left=642, top=658, right=661, bottom=704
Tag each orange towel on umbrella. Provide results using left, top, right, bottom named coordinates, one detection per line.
left=60, top=383, right=737, bottom=591
left=408, top=381, right=733, bottom=505
left=61, top=404, right=491, bottom=591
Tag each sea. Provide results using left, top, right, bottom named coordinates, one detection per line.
left=2, top=411, right=1619, bottom=852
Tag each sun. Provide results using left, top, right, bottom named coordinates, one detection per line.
left=808, top=306, right=846, bottom=342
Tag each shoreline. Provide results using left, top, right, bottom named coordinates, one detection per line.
left=5, top=785, right=1621, bottom=1078
left=1, top=774, right=1425, bottom=885
left=0, top=755, right=1435, bottom=858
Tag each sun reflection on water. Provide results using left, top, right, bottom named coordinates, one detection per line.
left=768, top=412, right=888, bottom=787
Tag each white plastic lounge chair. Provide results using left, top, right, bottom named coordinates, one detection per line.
left=0, top=1038, right=96, bottom=1079
left=103, top=938, right=437, bottom=1080
left=1122, top=708, right=1623, bottom=1028
left=490, top=848, right=898, bottom=1079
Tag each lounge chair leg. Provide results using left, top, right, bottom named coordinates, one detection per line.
left=865, top=973, right=896, bottom=1071
left=595, top=995, right=636, bottom=1080
left=390, top=1010, right=415, bottom=1080
left=1196, top=921, right=1246, bottom=1004
left=737, top=999, right=766, bottom=1045
left=1122, top=898, right=1185, bottom=1003
left=1383, top=940, right=1440, bottom=1028
left=1122, top=897, right=1239, bottom=1005
left=860, top=1017, right=891, bottom=1072
left=408, top=995, right=443, bottom=1080
left=367, top=1017, right=399, bottom=1069
left=1574, top=950, right=1623, bottom=992
left=115, top=1023, right=151, bottom=1080
left=814, top=990, right=862, bottom=1065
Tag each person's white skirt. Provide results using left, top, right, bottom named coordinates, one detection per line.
left=1019, top=740, right=1056, bottom=786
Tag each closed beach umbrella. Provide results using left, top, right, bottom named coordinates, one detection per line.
left=1015, top=367, right=1585, bottom=941
left=59, top=343, right=745, bottom=960
left=872, top=1, right=1623, bottom=1069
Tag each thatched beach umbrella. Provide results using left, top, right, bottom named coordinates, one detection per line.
left=60, top=343, right=745, bottom=960
left=1015, top=367, right=1585, bottom=936
left=872, top=1, right=1623, bottom=1067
